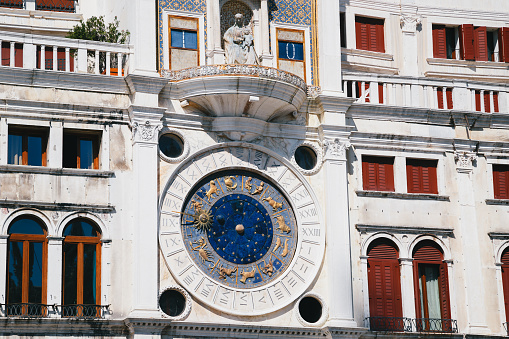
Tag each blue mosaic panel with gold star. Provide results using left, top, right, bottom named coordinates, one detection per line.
left=180, top=170, right=297, bottom=289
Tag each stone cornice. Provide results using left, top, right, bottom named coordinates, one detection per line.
left=0, top=165, right=114, bottom=177
left=0, top=318, right=128, bottom=336
left=356, top=224, right=454, bottom=236
left=125, top=74, right=168, bottom=95
left=0, top=199, right=115, bottom=213
left=356, top=190, right=450, bottom=201
left=0, top=67, right=129, bottom=94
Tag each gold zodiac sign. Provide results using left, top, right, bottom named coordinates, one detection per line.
left=251, top=182, right=264, bottom=195
left=191, top=199, right=202, bottom=211
left=245, top=177, right=253, bottom=192
left=224, top=176, right=237, bottom=191
left=274, top=215, right=291, bottom=233
left=218, top=265, right=237, bottom=280
left=281, top=239, right=289, bottom=257
left=273, top=237, right=281, bottom=252
left=190, top=237, right=213, bottom=263
left=261, top=260, right=274, bottom=277
left=240, top=266, right=256, bottom=283
left=206, top=180, right=218, bottom=201
left=262, top=197, right=282, bottom=212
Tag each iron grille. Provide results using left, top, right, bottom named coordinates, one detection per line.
left=3, top=303, right=49, bottom=318
left=0, top=0, right=23, bottom=9
left=61, top=304, right=106, bottom=319
left=365, top=317, right=413, bottom=332
left=413, top=318, right=458, bottom=333
left=35, top=0, right=74, bottom=12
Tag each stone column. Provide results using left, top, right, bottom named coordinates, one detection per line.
left=399, top=14, right=421, bottom=77
left=399, top=258, right=416, bottom=320
left=46, top=237, right=64, bottom=315
left=0, top=235, right=8, bottom=306
left=48, top=121, right=63, bottom=168
left=129, top=116, right=163, bottom=318
left=323, top=137, right=356, bottom=327
left=259, top=0, right=272, bottom=66
left=454, top=152, right=490, bottom=334
left=128, top=0, right=158, bottom=74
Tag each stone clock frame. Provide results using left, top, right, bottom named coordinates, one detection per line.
left=159, top=142, right=325, bottom=316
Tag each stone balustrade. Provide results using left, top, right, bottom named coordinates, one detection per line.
left=343, top=72, right=509, bottom=114
left=0, top=30, right=133, bottom=76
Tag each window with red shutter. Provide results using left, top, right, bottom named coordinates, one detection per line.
left=378, top=83, right=384, bottom=104
left=446, top=88, right=453, bottom=109
left=474, top=26, right=488, bottom=61
left=362, top=156, right=394, bottom=192
left=412, top=241, right=451, bottom=330
left=406, top=159, right=438, bottom=194
left=433, top=25, right=447, bottom=59
left=355, top=16, right=385, bottom=53
left=494, top=92, right=499, bottom=113
left=459, top=24, right=475, bottom=61
left=1, top=42, right=23, bottom=67
left=493, top=165, right=509, bottom=199
left=367, top=239, right=402, bottom=330
left=475, top=90, right=481, bottom=111
left=501, top=249, right=509, bottom=323
left=499, top=28, right=509, bottom=63
left=483, top=91, right=491, bottom=113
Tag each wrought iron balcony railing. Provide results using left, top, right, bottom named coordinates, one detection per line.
left=35, top=0, right=74, bottom=12
left=0, top=303, right=109, bottom=319
left=2, top=303, right=49, bottom=318
left=365, top=317, right=413, bottom=332
left=61, top=304, right=108, bottom=319
left=0, top=0, right=23, bottom=9
left=365, top=317, right=458, bottom=334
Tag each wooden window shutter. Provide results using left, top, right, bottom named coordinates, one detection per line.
left=493, top=165, right=509, bottom=199
left=406, top=159, right=438, bottom=194
left=378, top=83, right=384, bottom=104
left=433, top=25, right=447, bottom=59
left=413, top=241, right=444, bottom=261
left=376, top=21, right=385, bottom=53
left=475, top=90, right=481, bottom=111
left=498, top=27, right=509, bottom=62
left=446, top=88, right=453, bottom=109
left=436, top=88, right=444, bottom=109
left=474, top=26, right=488, bottom=61
left=362, top=160, right=377, bottom=191
left=459, top=24, right=475, bottom=60
left=356, top=20, right=369, bottom=51
left=502, top=264, right=509, bottom=323
left=439, top=263, right=452, bottom=320
left=484, top=91, right=491, bottom=113
left=494, top=92, right=499, bottom=113
left=362, top=156, right=394, bottom=191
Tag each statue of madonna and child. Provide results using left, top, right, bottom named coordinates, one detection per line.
left=223, top=13, right=259, bottom=65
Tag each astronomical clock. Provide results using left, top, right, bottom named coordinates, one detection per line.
left=159, top=144, right=325, bottom=316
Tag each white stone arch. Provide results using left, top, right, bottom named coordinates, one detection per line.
left=408, top=234, right=451, bottom=261
left=495, top=241, right=509, bottom=265
left=1, top=208, right=55, bottom=236
left=361, top=232, right=404, bottom=258
left=56, top=211, right=110, bottom=240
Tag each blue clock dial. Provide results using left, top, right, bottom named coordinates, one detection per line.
left=180, top=170, right=298, bottom=289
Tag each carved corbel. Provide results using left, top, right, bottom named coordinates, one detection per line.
left=132, top=120, right=162, bottom=143
left=400, top=14, right=421, bottom=33
left=323, top=138, right=351, bottom=161
left=454, top=151, right=477, bottom=172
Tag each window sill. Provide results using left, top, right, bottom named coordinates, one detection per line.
left=427, top=58, right=508, bottom=69
left=342, top=48, right=393, bottom=61
left=0, top=165, right=114, bottom=178
left=486, top=199, right=509, bottom=206
left=356, top=190, right=449, bottom=201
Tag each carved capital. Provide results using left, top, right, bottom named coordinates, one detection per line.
left=400, top=15, right=421, bottom=33
left=132, top=120, right=162, bottom=143
left=323, top=138, right=350, bottom=160
left=454, top=151, right=477, bottom=171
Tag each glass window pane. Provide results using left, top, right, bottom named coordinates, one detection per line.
left=63, top=219, right=99, bottom=237
left=27, top=135, right=43, bottom=166
left=63, top=134, right=77, bottom=168
left=8, top=134, right=23, bottom=165
left=83, top=244, right=97, bottom=305
left=9, top=217, right=45, bottom=235
left=171, top=29, right=197, bottom=49
left=63, top=243, right=78, bottom=305
left=79, top=139, right=94, bottom=169
left=278, top=41, right=304, bottom=61
left=28, top=242, right=43, bottom=304
left=7, top=241, right=23, bottom=304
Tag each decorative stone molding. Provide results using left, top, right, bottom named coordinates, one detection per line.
left=158, top=285, right=192, bottom=321
left=290, top=140, right=323, bottom=175
left=323, top=138, right=350, bottom=160
left=454, top=151, right=477, bottom=170
left=133, top=120, right=162, bottom=143
left=161, top=64, right=307, bottom=92
left=158, top=128, right=190, bottom=163
left=294, top=292, right=329, bottom=327
left=307, top=86, right=322, bottom=99
left=400, top=14, right=421, bottom=33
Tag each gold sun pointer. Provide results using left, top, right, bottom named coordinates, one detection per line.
left=173, top=209, right=213, bottom=232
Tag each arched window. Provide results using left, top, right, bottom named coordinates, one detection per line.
left=412, top=240, right=452, bottom=332
left=6, top=216, right=48, bottom=316
left=62, top=218, right=101, bottom=317
left=367, top=238, right=403, bottom=331
left=501, top=248, right=509, bottom=324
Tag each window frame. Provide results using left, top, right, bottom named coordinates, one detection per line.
left=168, top=15, right=199, bottom=71
left=276, top=28, right=306, bottom=81
left=63, top=130, right=100, bottom=170
left=493, top=164, right=509, bottom=199
left=355, top=15, right=385, bottom=53
left=406, top=158, right=438, bottom=194
left=8, top=125, right=49, bottom=167
left=361, top=155, right=395, bottom=192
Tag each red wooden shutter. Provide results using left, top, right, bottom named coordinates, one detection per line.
left=433, top=25, right=447, bottom=59
left=1, top=42, right=23, bottom=67
left=502, top=264, right=509, bottom=323
left=436, top=88, right=444, bottom=109
left=493, top=165, right=509, bottom=199
left=362, top=156, right=394, bottom=191
left=446, top=88, right=453, bottom=109
left=459, top=24, right=475, bottom=60
left=498, top=27, right=509, bottom=63
left=14, top=43, right=23, bottom=68
left=475, top=90, right=481, bottom=111
left=356, top=20, right=369, bottom=51
left=474, top=26, right=488, bottom=61
left=439, top=263, right=452, bottom=320
left=363, top=159, right=377, bottom=191
left=369, top=23, right=378, bottom=52
left=413, top=241, right=444, bottom=261
left=484, top=91, right=491, bottom=113
left=1, top=42, right=9, bottom=66
left=376, top=21, right=385, bottom=53
left=494, top=92, right=499, bottom=113
left=378, top=83, right=384, bottom=104
left=406, top=159, right=438, bottom=194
